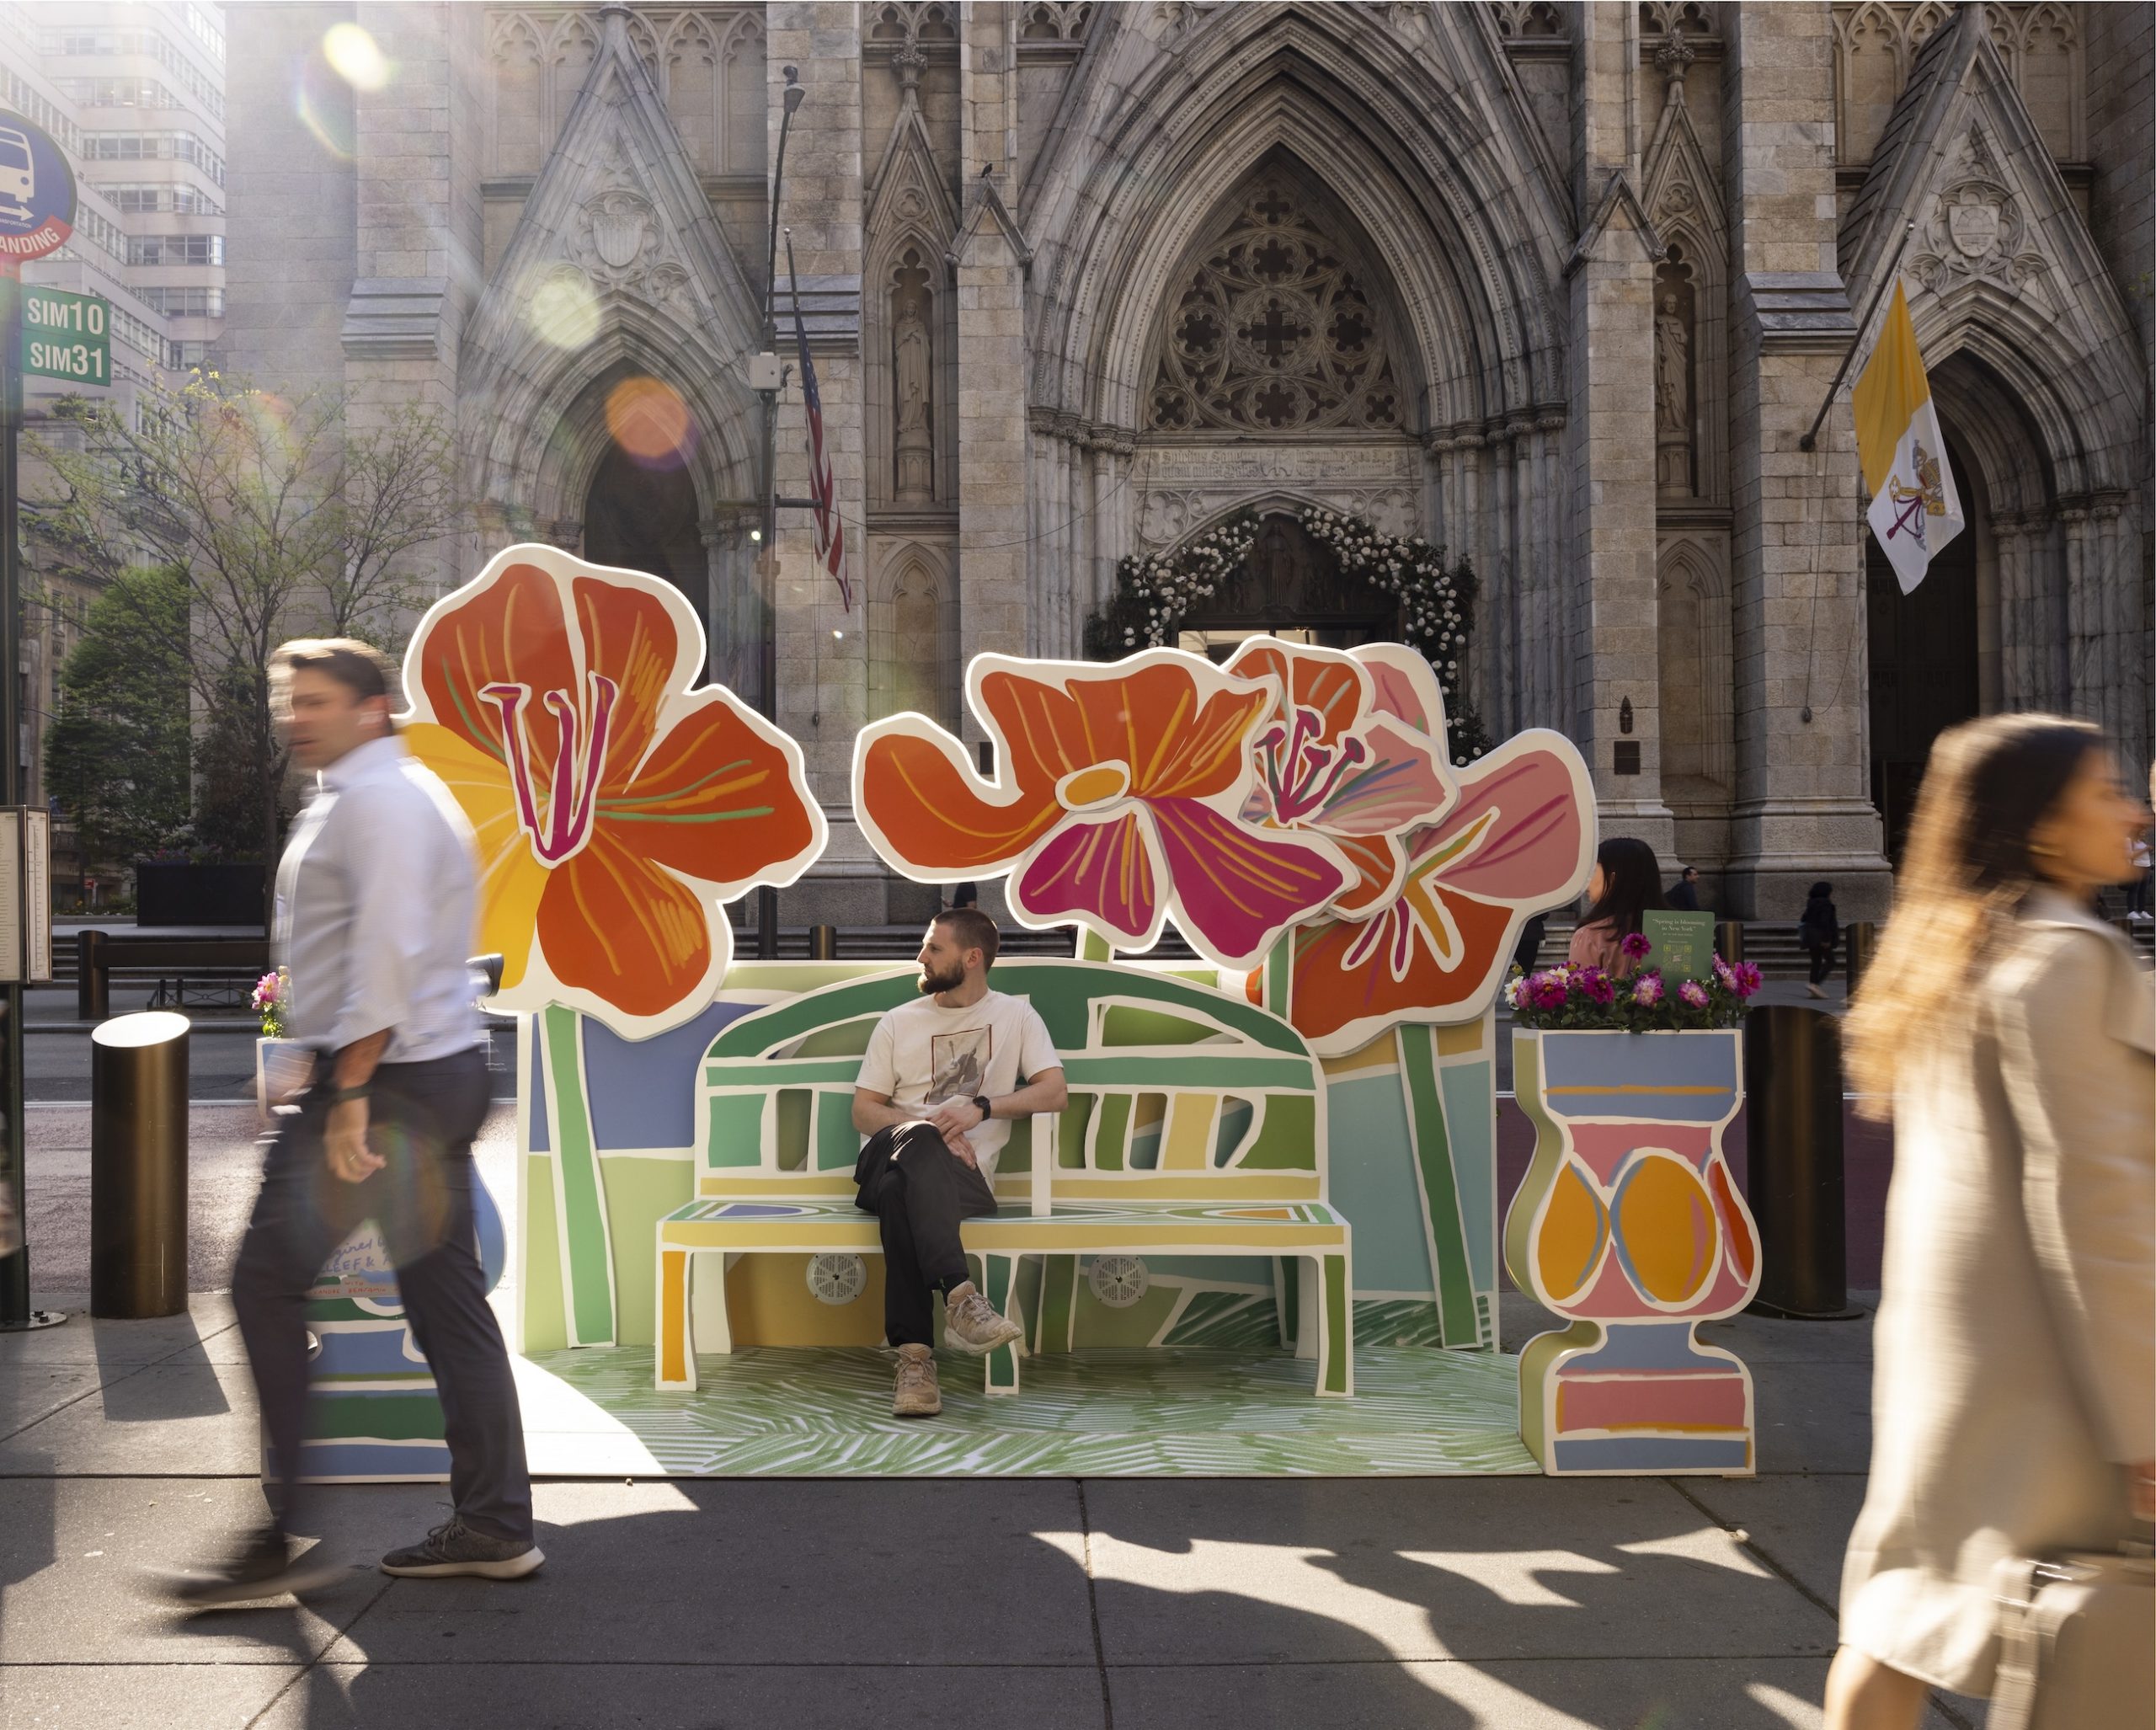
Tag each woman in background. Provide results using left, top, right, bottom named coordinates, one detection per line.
left=1827, top=715, right=2153, bottom=1730
left=1799, top=880, right=1840, bottom=999
left=1566, top=836, right=1667, bottom=979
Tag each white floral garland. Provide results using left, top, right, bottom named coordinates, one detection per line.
left=1100, top=505, right=1484, bottom=761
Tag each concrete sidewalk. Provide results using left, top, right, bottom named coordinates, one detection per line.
left=1, top=1113, right=1979, bottom=1730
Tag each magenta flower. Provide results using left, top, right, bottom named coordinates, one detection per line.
left=1576, top=967, right=1616, bottom=1006
left=1529, top=971, right=1571, bottom=1011
left=1620, top=930, right=1652, bottom=961
left=250, top=971, right=282, bottom=1011
left=1731, top=961, right=1763, bottom=998
left=1678, top=979, right=1710, bottom=1010
left=1630, top=970, right=1664, bottom=1006
left=1711, top=955, right=1736, bottom=990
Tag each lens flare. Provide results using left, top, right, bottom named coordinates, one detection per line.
left=293, top=59, right=356, bottom=162
left=528, top=272, right=599, bottom=350
left=323, top=23, right=394, bottom=92
left=605, top=376, right=695, bottom=468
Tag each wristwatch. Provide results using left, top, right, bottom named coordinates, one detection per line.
left=972, top=1095, right=993, bottom=1123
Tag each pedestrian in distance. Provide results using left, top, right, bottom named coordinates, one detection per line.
left=166, top=640, right=542, bottom=1608
left=2128, top=832, right=2151, bottom=921
left=1667, top=864, right=1701, bottom=911
left=851, top=907, right=1067, bottom=1417
left=1799, top=880, right=1840, bottom=999
left=1827, top=715, right=2153, bottom=1730
left=1567, top=836, right=1668, bottom=980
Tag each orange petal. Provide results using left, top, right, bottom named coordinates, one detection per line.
left=571, top=573, right=681, bottom=795
left=857, top=725, right=1063, bottom=873
left=600, top=691, right=819, bottom=889
left=414, top=561, right=574, bottom=798
left=537, top=833, right=714, bottom=1020
left=1228, top=640, right=1366, bottom=743
left=1068, top=663, right=1269, bottom=800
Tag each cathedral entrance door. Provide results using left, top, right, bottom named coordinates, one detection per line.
left=1173, top=515, right=1399, bottom=661
left=1865, top=453, right=1979, bottom=863
left=584, top=442, right=707, bottom=624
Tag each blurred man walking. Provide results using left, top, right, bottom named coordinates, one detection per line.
left=168, top=640, right=540, bottom=1606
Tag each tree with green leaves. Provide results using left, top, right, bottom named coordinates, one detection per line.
left=29, top=371, right=462, bottom=911
left=42, top=566, right=193, bottom=873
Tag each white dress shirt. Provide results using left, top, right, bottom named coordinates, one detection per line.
left=272, top=733, right=481, bottom=1063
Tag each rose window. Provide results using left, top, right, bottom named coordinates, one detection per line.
left=1145, top=174, right=1406, bottom=435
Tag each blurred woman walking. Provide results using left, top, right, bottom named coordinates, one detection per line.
left=1828, top=715, right=2154, bottom=1729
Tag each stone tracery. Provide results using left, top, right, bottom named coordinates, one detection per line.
left=1144, top=176, right=1406, bottom=436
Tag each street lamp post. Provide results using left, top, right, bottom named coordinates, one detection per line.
left=749, top=67, right=807, bottom=960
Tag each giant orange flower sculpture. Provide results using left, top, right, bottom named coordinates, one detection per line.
left=400, top=545, right=825, bottom=1037
left=852, top=650, right=1348, bottom=969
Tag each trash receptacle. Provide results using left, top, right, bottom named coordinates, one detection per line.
left=1743, top=1003, right=1859, bottom=1319
left=90, top=1011, right=189, bottom=1318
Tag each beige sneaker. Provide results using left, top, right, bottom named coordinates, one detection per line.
left=892, top=1343, right=941, bottom=1417
left=942, top=1283, right=1023, bottom=1356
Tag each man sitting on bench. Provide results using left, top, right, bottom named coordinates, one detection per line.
left=851, top=907, right=1068, bottom=1417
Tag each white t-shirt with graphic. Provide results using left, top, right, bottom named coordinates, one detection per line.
left=855, top=989, right=1061, bottom=1180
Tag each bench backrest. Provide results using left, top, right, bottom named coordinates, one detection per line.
left=698, top=958, right=1326, bottom=1211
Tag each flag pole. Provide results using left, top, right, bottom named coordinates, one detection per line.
left=1797, top=222, right=1917, bottom=452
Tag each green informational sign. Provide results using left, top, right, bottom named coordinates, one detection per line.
left=1642, top=910, right=1716, bottom=982
left=21, top=285, right=110, bottom=384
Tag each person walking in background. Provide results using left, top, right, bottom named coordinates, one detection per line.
left=168, top=641, right=542, bottom=1606
left=1799, top=880, right=1840, bottom=999
left=2128, top=832, right=2151, bottom=921
left=1567, top=836, right=1668, bottom=979
left=1668, top=864, right=1701, bottom=911
left=1828, top=716, right=2153, bottom=1730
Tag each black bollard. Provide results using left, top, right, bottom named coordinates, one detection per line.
left=77, top=927, right=107, bottom=1023
left=90, top=1012, right=189, bottom=1318
left=1844, top=921, right=1876, bottom=996
left=1714, top=920, right=1744, bottom=965
left=1743, top=1004, right=1858, bottom=1318
left=808, top=924, right=838, bottom=960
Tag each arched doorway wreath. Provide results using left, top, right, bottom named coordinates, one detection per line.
left=1084, top=506, right=1491, bottom=763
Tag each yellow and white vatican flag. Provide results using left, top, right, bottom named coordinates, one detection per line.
left=1853, top=279, right=1963, bottom=594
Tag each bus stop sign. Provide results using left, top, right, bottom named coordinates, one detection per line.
left=0, top=112, right=76, bottom=268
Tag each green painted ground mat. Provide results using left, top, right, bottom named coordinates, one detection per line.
left=514, top=1345, right=1538, bottom=1477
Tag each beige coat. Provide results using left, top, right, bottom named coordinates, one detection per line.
left=1840, top=891, right=2154, bottom=1694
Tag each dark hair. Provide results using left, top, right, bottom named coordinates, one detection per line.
left=271, top=637, right=396, bottom=706
left=1681, top=865, right=1699, bottom=879
left=932, top=905, right=1000, bottom=969
left=1581, top=836, right=1668, bottom=938
left=1807, top=881, right=1833, bottom=900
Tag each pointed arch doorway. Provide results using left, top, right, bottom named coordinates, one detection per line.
left=584, top=445, right=706, bottom=619
left=1174, top=515, right=1401, bottom=660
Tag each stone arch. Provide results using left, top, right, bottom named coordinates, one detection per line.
left=718, top=13, right=766, bottom=176
left=868, top=544, right=958, bottom=729
left=661, top=13, right=723, bottom=175
left=1656, top=537, right=1733, bottom=810
left=1026, top=8, right=1569, bottom=433
left=547, top=13, right=600, bottom=142
left=487, top=14, right=546, bottom=177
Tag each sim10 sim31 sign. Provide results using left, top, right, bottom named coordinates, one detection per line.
left=0, top=113, right=75, bottom=265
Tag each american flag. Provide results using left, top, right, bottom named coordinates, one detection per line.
left=786, top=238, right=851, bottom=611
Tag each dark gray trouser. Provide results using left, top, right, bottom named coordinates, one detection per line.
left=232, top=1044, right=532, bottom=1544
left=854, top=1122, right=999, bottom=1348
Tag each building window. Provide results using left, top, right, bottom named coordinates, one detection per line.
left=128, top=233, right=223, bottom=266
left=78, top=131, right=226, bottom=186
left=136, top=286, right=223, bottom=318
left=98, top=183, right=223, bottom=216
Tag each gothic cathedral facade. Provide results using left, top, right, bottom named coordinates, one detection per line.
left=221, top=2, right=2151, bottom=922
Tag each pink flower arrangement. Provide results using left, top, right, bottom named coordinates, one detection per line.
left=1620, top=930, right=1653, bottom=961
left=1508, top=949, right=1753, bottom=1030
left=251, top=969, right=289, bottom=1039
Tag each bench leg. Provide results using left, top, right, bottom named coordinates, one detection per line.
left=656, top=1245, right=696, bottom=1391
left=1311, top=1252, right=1353, bottom=1398
left=1273, top=1256, right=1298, bottom=1348
left=979, top=1252, right=1022, bottom=1397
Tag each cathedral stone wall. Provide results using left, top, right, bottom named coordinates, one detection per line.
left=216, top=1, right=2153, bottom=926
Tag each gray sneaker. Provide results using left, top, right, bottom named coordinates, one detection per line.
left=158, top=1525, right=344, bottom=1609
left=892, top=1343, right=941, bottom=1417
left=942, top=1284, right=1022, bottom=1355
left=379, top=1516, right=545, bottom=1580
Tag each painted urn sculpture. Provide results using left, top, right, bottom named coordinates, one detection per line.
left=1503, top=949, right=1764, bottom=1475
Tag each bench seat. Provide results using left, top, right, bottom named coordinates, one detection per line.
left=655, top=1198, right=1352, bottom=1397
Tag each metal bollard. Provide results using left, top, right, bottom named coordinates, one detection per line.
left=1844, top=921, right=1876, bottom=997
left=808, top=924, right=838, bottom=960
left=90, top=1012, right=189, bottom=1318
left=77, top=927, right=108, bottom=1023
left=1742, top=1003, right=1859, bottom=1319
left=1714, top=920, right=1744, bottom=965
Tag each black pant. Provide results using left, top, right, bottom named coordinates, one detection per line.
left=232, top=1045, right=531, bottom=1544
left=1806, top=943, right=1836, bottom=985
left=853, top=1122, right=999, bottom=1348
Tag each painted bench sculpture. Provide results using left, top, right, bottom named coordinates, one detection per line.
left=655, top=958, right=1353, bottom=1396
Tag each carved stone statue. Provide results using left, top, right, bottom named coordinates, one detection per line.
left=893, top=269, right=934, bottom=503
left=1655, top=290, right=1693, bottom=492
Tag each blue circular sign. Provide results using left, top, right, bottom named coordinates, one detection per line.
left=0, top=111, right=76, bottom=265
